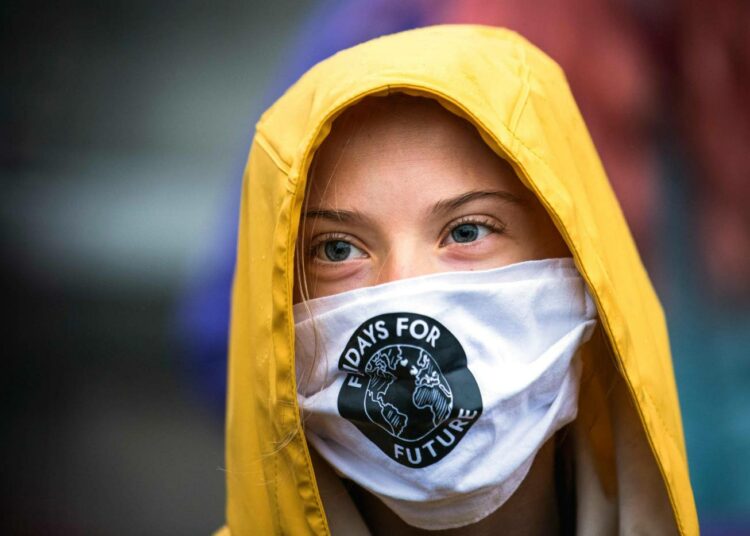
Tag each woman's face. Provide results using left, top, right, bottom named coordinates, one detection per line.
left=299, top=97, right=569, bottom=299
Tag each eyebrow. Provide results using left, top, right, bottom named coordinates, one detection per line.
left=431, top=189, right=529, bottom=215
left=303, top=208, right=372, bottom=225
left=303, top=190, right=528, bottom=223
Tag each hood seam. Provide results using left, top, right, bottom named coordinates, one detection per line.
left=508, top=41, right=531, bottom=133
left=256, top=130, right=292, bottom=175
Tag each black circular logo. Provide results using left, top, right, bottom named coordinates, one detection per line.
left=337, top=313, right=483, bottom=468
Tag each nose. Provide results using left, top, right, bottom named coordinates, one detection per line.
left=374, top=242, right=437, bottom=285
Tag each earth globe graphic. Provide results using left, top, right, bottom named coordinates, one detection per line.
left=363, top=344, right=453, bottom=441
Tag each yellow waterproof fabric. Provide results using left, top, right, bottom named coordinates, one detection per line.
left=220, top=25, right=697, bottom=535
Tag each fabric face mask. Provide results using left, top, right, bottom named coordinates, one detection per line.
left=294, top=258, right=598, bottom=530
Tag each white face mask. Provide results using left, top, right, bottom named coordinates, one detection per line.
left=294, top=258, right=597, bottom=530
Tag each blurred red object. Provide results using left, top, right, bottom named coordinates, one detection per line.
left=676, top=0, right=750, bottom=297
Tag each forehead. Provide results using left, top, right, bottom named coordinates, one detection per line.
left=308, top=95, right=526, bottom=204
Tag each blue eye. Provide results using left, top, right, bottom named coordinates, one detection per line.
left=318, top=239, right=366, bottom=262
left=324, top=240, right=351, bottom=261
left=450, top=223, right=483, bottom=243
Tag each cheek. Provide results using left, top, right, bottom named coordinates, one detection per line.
left=523, top=211, right=569, bottom=260
left=303, top=262, right=372, bottom=299
left=440, top=235, right=526, bottom=269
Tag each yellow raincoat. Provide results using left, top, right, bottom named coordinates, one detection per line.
left=217, top=26, right=698, bottom=535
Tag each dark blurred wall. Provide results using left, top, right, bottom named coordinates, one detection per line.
left=2, top=1, right=313, bottom=534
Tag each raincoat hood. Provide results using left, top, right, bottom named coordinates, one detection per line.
left=217, top=25, right=697, bottom=535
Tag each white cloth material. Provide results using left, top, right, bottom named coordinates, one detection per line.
left=294, top=258, right=598, bottom=530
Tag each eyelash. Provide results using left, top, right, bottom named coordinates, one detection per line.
left=308, top=232, right=363, bottom=261
left=440, top=216, right=506, bottom=245
left=306, top=215, right=506, bottom=262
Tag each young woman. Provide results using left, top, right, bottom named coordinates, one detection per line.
left=216, top=26, right=697, bottom=535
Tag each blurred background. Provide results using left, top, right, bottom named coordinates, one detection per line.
left=3, top=0, right=748, bottom=534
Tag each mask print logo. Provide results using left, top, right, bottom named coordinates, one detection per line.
left=337, top=313, right=483, bottom=468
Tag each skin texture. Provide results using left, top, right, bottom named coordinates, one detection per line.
left=297, top=95, right=570, bottom=534
left=298, top=95, right=569, bottom=300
